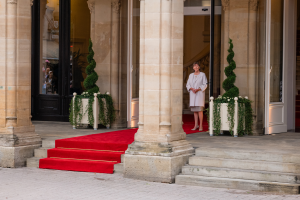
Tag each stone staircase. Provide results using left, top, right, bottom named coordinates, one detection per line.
left=26, top=138, right=125, bottom=173
left=27, top=139, right=55, bottom=167
left=175, top=147, right=300, bottom=194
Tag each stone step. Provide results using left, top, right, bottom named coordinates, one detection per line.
left=26, top=157, right=40, bottom=168
left=42, top=139, right=55, bottom=148
left=182, top=166, right=300, bottom=184
left=189, top=157, right=300, bottom=174
left=195, top=148, right=300, bottom=164
left=175, top=175, right=300, bottom=194
left=114, top=163, right=124, bottom=174
left=121, top=154, right=124, bottom=163
left=34, top=148, right=49, bottom=158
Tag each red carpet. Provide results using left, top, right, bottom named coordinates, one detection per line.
left=40, top=115, right=207, bottom=173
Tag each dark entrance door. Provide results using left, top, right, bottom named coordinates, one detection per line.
left=31, top=0, right=71, bottom=121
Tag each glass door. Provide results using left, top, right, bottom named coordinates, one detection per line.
left=31, top=0, right=90, bottom=121
left=265, top=0, right=287, bottom=134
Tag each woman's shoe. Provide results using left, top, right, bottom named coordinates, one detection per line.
left=199, top=127, right=203, bottom=131
left=191, top=126, right=199, bottom=131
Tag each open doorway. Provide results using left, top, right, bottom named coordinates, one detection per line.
left=182, top=4, right=222, bottom=114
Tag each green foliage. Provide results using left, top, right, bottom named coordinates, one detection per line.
left=213, top=102, right=221, bottom=135
left=69, top=93, right=116, bottom=127
left=83, top=39, right=99, bottom=94
left=97, top=94, right=116, bottom=126
left=209, top=96, right=253, bottom=137
left=69, top=96, right=83, bottom=127
left=222, top=39, right=239, bottom=98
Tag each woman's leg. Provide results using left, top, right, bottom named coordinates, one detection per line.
left=193, top=112, right=199, bottom=129
left=198, top=111, right=203, bottom=130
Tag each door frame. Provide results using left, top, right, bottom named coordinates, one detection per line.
left=31, top=0, right=71, bottom=122
left=264, top=0, right=289, bottom=134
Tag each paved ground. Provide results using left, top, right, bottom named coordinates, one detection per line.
left=1, top=167, right=300, bottom=200
left=1, top=121, right=299, bottom=199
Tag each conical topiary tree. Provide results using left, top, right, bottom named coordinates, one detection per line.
left=222, top=38, right=239, bottom=98
left=84, top=39, right=99, bottom=94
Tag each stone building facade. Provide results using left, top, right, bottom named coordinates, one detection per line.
left=0, top=0, right=298, bottom=182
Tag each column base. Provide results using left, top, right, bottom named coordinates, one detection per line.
left=0, top=144, right=41, bottom=168
left=0, top=125, right=42, bottom=167
left=124, top=154, right=191, bottom=183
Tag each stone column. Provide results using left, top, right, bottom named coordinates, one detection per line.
left=0, top=0, right=41, bottom=167
left=111, top=0, right=121, bottom=127
left=249, top=0, right=262, bottom=134
left=124, top=0, right=194, bottom=183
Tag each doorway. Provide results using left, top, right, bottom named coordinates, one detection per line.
left=31, top=0, right=90, bottom=121
left=183, top=1, right=222, bottom=113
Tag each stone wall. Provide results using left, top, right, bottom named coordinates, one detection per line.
left=88, top=0, right=127, bottom=128
left=220, top=0, right=263, bottom=135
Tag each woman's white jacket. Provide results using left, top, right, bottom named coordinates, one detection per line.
left=186, top=72, right=208, bottom=107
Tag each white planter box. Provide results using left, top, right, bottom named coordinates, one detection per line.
left=72, top=93, right=108, bottom=130
left=209, top=97, right=238, bottom=137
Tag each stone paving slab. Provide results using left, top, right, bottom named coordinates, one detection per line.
left=0, top=167, right=300, bottom=200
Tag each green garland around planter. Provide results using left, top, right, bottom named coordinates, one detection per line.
left=69, top=93, right=115, bottom=127
left=97, top=94, right=116, bottom=126
left=69, top=95, right=83, bottom=127
left=207, top=96, right=253, bottom=136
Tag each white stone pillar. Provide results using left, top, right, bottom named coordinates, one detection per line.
left=124, top=0, right=194, bottom=183
left=0, top=0, right=41, bottom=168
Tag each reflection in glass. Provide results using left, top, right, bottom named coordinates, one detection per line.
left=270, top=0, right=284, bottom=102
left=132, top=0, right=140, bottom=99
left=184, top=0, right=221, bottom=7
left=40, top=0, right=60, bottom=95
left=70, top=0, right=91, bottom=95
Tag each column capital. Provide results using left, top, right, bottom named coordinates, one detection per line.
left=221, top=0, right=230, bottom=11
left=7, top=0, right=17, bottom=4
left=249, top=0, right=259, bottom=11
left=87, top=0, right=95, bottom=14
left=112, top=0, right=121, bottom=14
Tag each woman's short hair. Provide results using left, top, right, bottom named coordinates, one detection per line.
left=193, top=62, right=200, bottom=66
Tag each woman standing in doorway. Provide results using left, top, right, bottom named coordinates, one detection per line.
left=186, top=62, right=208, bottom=131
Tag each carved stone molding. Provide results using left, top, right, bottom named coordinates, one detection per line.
left=7, top=0, right=17, bottom=4
left=87, top=0, right=95, bottom=14
left=249, top=0, right=258, bottom=11
left=221, top=0, right=229, bottom=11
left=112, top=0, right=121, bottom=14
left=31, top=0, right=33, bottom=6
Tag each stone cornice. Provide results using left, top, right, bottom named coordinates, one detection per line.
left=221, top=0, right=230, bottom=11
left=249, top=0, right=259, bottom=11
left=112, top=0, right=121, bottom=14
left=7, top=0, right=17, bottom=4
left=87, top=0, right=95, bottom=14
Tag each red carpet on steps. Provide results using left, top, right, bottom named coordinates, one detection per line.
left=39, top=114, right=208, bottom=174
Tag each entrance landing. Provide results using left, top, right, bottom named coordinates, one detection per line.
left=186, top=131, right=300, bottom=154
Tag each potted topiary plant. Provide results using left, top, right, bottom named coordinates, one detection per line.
left=69, top=39, right=116, bottom=130
left=209, top=39, right=253, bottom=137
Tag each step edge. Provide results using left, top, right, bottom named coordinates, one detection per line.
left=182, top=165, right=300, bottom=176
left=175, top=175, right=300, bottom=186
left=190, top=156, right=300, bottom=165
